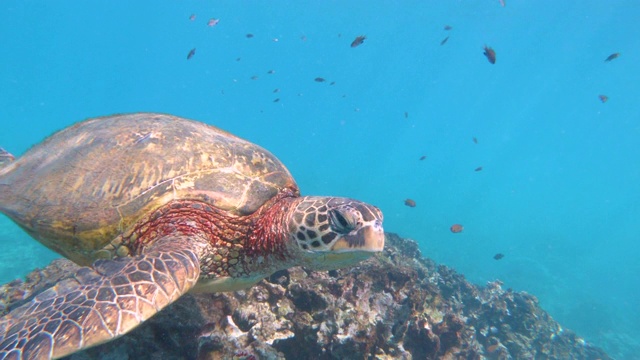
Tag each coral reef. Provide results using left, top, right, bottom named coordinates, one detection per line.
left=0, top=233, right=610, bottom=360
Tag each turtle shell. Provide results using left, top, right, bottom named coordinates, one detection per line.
left=0, top=113, right=298, bottom=264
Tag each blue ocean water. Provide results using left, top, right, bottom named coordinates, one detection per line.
left=1, top=1, right=638, bottom=358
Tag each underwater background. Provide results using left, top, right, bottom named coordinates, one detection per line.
left=0, top=1, right=638, bottom=358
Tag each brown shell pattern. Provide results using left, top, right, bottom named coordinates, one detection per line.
left=0, top=113, right=297, bottom=260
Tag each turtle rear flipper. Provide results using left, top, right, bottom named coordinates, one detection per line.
left=0, top=235, right=203, bottom=360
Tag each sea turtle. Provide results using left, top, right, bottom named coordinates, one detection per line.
left=0, top=113, right=384, bottom=359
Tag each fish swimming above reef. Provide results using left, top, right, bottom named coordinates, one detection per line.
left=404, top=199, right=416, bottom=207
left=483, top=45, right=496, bottom=64
left=187, top=48, right=196, bottom=60
left=604, top=53, right=620, bottom=62
left=351, top=35, right=366, bottom=48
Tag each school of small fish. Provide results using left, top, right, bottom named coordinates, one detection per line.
left=182, top=6, right=621, bottom=262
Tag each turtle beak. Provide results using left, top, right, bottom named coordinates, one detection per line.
left=304, top=221, right=384, bottom=271
left=331, top=220, right=385, bottom=253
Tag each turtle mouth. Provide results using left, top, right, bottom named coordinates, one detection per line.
left=304, top=223, right=385, bottom=271
left=330, top=223, right=385, bottom=253
left=305, top=249, right=378, bottom=271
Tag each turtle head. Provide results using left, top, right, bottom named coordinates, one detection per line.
left=288, top=196, right=384, bottom=270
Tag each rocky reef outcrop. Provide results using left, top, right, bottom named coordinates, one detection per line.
left=0, top=233, right=610, bottom=359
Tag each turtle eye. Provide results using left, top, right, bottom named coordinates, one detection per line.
left=329, top=208, right=356, bottom=234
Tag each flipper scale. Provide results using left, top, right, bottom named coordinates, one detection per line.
left=0, top=236, right=201, bottom=360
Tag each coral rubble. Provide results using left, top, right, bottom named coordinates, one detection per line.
left=0, top=233, right=611, bottom=359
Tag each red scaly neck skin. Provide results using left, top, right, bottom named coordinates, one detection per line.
left=245, top=195, right=298, bottom=261
left=122, top=187, right=299, bottom=280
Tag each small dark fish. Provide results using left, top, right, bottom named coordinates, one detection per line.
left=187, top=48, right=196, bottom=60
left=440, top=36, right=449, bottom=46
left=267, top=70, right=275, bottom=74
left=604, top=53, right=620, bottom=62
left=444, top=25, right=453, bottom=30
left=474, top=166, right=483, bottom=172
left=351, top=35, right=366, bottom=48
left=250, top=75, right=259, bottom=80
left=483, top=45, right=496, bottom=64
left=314, top=77, right=326, bottom=82
left=330, top=81, right=336, bottom=86
left=419, top=155, right=426, bottom=161
left=450, top=224, right=463, bottom=233
left=273, top=98, right=280, bottom=103
left=494, top=253, right=505, bottom=260
left=404, top=199, right=416, bottom=207
left=404, top=112, right=409, bottom=118
left=273, top=88, right=280, bottom=93
left=235, top=57, right=241, bottom=62
left=599, top=95, right=609, bottom=103
left=473, top=137, right=478, bottom=144
left=246, top=33, right=254, bottom=38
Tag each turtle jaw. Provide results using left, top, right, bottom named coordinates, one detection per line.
left=306, top=250, right=377, bottom=271
left=330, top=224, right=385, bottom=253
left=305, top=222, right=385, bottom=271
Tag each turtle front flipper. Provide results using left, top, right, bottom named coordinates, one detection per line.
left=0, top=235, right=204, bottom=360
